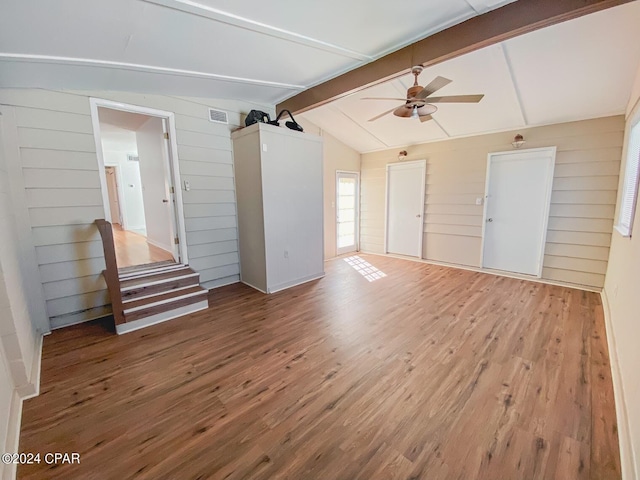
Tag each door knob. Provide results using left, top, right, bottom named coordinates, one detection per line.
left=487, top=218, right=493, bottom=222
left=162, top=199, right=169, bottom=203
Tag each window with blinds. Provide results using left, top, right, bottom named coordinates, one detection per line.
left=616, top=121, right=640, bottom=237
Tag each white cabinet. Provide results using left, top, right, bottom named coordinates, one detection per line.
left=232, top=123, right=324, bottom=293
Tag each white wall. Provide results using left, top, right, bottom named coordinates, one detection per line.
left=602, top=62, right=640, bottom=480
left=360, top=116, right=624, bottom=290
left=0, top=106, right=47, bottom=479
left=100, top=127, right=146, bottom=232
left=0, top=89, right=274, bottom=328
left=136, top=117, right=173, bottom=252
left=297, top=119, right=361, bottom=259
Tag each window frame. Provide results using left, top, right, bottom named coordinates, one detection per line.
left=615, top=116, right=640, bottom=238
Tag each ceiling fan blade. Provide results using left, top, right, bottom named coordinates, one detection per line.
left=361, top=97, right=408, bottom=101
left=419, top=114, right=433, bottom=123
left=416, top=76, right=452, bottom=99
left=368, top=106, right=401, bottom=122
left=427, top=94, right=485, bottom=103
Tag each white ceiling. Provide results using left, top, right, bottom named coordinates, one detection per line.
left=98, top=108, right=151, bottom=132
left=0, top=0, right=516, bottom=104
left=300, top=2, right=640, bottom=153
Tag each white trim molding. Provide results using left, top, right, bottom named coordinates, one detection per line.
left=601, top=289, right=637, bottom=480
left=0, top=53, right=305, bottom=91
left=89, top=97, right=190, bottom=265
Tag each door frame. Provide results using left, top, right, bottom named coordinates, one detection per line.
left=384, top=159, right=427, bottom=257
left=89, top=97, right=189, bottom=264
left=480, top=146, right=556, bottom=278
left=335, top=170, right=360, bottom=256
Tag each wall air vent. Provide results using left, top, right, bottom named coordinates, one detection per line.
left=127, top=154, right=139, bottom=162
left=208, top=108, right=228, bottom=124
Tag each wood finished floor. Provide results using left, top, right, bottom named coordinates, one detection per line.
left=112, top=224, right=174, bottom=268
left=18, top=254, right=620, bottom=479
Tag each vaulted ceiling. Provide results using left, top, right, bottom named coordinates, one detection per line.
left=0, top=0, right=517, bottom=104
left=298, top=1, right=640, bottom=152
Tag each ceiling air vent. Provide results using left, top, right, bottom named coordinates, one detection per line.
left=208, top=108, right=228, bottom=124
left=127, top=154, right=139, bottom=162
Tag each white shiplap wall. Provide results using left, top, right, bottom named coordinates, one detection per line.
left=360, top=116, right=624, bottom=290
left=0, top=88, right=274, bottom=328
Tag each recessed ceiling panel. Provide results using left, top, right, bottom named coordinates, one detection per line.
left=125, top=3, right=356, bottom=86
left=0, top=0, right=144, bottom=59
left=335, top=81, right=447, bottom=148
left=505, top=1, right=640, bottom=125
left=398, top=44, right=525, bottom=137
left=193, top=0, right=479, bottom=56
left=0, top=61, right=290, bottom=104
left=300, top=106, right=387, bottom=153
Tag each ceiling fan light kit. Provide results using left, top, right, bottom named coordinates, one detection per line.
left=512, top=134, right=526, bottom=148
left=364, top=65, right=484, bottom=123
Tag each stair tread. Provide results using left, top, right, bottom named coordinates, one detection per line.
left=119, top=263, right=186, bottom=281
left=118, top=260, right=177, bottom=275
left=120, top=267, right=196, bottom=289
left=123, top=286, right=207, bottom=311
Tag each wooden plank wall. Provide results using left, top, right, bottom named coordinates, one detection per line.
left=360, top=116, right=624, bottom=290
left=0, top=88, right=274, bottom=328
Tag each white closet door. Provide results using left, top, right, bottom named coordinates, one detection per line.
left=482, top=148, right=556, bottom=276
left=386, top=160, right=426, bottom=257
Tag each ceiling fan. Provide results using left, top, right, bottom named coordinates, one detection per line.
left=363, top=66, right=484, bottom=123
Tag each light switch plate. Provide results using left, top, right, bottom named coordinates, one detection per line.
left=475, top=197, right=483, bottom=206
left=262, top=143, right=268, bottom=152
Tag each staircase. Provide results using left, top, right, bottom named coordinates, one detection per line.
left=96, top=220, right=209, bottom=334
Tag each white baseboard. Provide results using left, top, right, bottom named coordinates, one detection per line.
left=2, top=390, right=22, bottom=480
left=116, top=300, right=208, bottom=334
left=601, top=290, right=637, bottom=480
left=241, top=280, right=267, bottom=294
left=16, top=334, right=42, bottom=399
left=268, top=272, right=325, bottom=293
left=2, top=334, right=43, bottom=480
left=358, top=250, right=601, bottom=293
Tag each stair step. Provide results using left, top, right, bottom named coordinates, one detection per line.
left=118, top=260, right=176, bottom=275
left=120, top=267, right=200, bottom=301
left=123, top=286, right=209, bottom=323
left=123, top=285, right=207, bottom=311
left=119, top=263, right=184, bottom=281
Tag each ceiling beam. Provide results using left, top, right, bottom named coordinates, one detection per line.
left=277, top=0, right=633, bottom=114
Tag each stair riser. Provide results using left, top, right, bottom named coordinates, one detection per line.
left=121, top=276, right=199, bottom=300
left=124, top=292, right=209, bottom=323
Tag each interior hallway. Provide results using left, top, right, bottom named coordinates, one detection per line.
left=17, top=255, right=620, bottom=479
left=112, top=224, right=174, bottom=268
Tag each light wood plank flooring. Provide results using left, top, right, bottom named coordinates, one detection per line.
left=18, top=254, right=620, bottom=479
left=112, top=224, right=174, bottom=268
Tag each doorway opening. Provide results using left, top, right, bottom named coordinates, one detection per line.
left=336, top=171, right=360, bottom=256
left=91, top=99, right=188, bottom=270
left=481, top=147, right=556, bottom=277
left=385, top=160, right=426, bottom=258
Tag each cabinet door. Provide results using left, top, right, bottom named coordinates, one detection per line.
left=262, top=132, right=323, bottom=292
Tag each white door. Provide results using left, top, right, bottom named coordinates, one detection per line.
left=336, top=171, right=359, bottom=255
left=482, top=148, right=556, bottom=276
left=386, top=160, right=426, bottom=257
left=105, top=167, right=122, bottom=225
left=136, top=117, right=179, bottom=262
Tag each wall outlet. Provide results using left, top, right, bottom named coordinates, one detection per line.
left=184, top=180, right=190, bottom=191
left=284, top=250, right=289, bottom=259
left=262, top=143, right=268, bottom=152
left=475, top=197, right=483, bottom=206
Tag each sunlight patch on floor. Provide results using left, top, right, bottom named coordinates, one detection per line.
left=343, top=256, right=387, bottom=282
